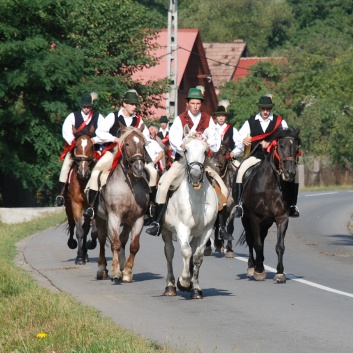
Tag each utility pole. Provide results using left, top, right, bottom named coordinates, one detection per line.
left=166, top=0, right=178, bottom=122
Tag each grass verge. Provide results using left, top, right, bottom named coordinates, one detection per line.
left=0, top=212, right=179, bottom=353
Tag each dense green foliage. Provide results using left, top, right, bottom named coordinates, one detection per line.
left=0, top=0, right=168, bottom=195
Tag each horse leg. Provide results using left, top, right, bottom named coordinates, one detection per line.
left=73, top=203, right=88, bottom=265
left=273, top=219, right=289, bottom=283
left=241, top=217, right=255, bottom=278
left=162, top=229, right=177, bottom=296
left=204, top=238, right=213, bottom=256
left=109, top=214, right=123, bottom=282
left=65, top=201, right=78, bottom=250
left=86, top=218, right=98, bottom=250
left=225, top=240, right=235, bottom=258
left=121, top=222, right=137, bottom=283
left=213, top=216, right=224, bottom=254
left=251, top=220, right=268, bottom=281
left=96, top=217, right=108, bottom=280
left=190, top=230, right=212, bottom=299
left=177, top=226, right=193, bottom=292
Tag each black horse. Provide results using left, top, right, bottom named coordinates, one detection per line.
left=204, top=137, right=238, bottom=257
left=229, top=128, right=301, bottom=282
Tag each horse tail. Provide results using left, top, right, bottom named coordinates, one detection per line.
left=236, top=228, right=247, bottom=247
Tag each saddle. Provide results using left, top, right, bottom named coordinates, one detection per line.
left=206, top=172, right=227, bottom=211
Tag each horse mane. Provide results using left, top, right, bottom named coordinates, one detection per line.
left=271, top=127, right=301, bottom=145
left=170, top=136, right=212, bottom=190
left=120, top=126, right=148, bottom=145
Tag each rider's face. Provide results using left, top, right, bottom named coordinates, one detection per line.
left=123, top=102, right=137, bottom=116
left=216, top=114, right=227, bottom=125
left=188, top=99, right=202, bottom=115
left=260, top=107, right=272, bottom=119
left=81, top=106, right=92, bottom=114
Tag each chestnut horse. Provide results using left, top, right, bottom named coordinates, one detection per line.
left=229, top=128, right=301, bottom=283
left=64, top=127, right=97, bottom=265
left=205, top=137, right=238, bottom=257
left=95, top=124, right=150, bottom=282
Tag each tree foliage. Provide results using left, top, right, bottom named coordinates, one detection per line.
left=0, top=0, right=168, bottom=195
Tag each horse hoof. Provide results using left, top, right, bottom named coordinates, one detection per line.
left=75, top=256, right=86, bottom=265
left=273, top=273, right=286, bottom=283
left=97, top=268, right=108, bottom=280
left=215, top=247, right=224, bottom=254
left=204, top=247, right=212, bottom=256
left=253, top=271, right=266, bottom=281
left=164, top=286, right=177, bottom=296
left=225, top=251, right=235, bottom=258
left=86, top=239, right=97, bottom=250
left=191, top=289, right=203, bottom=299
left=177, top=278, right=193, bottom=292
left=247, top=267, right=255, bottom=278
left=67, top=239, right=77, bottom=249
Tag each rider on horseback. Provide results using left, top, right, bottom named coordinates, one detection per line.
left=233, top=94, right=300, bottom=218
left=146, top=87, right=232, bottom=239
left=83, top=89, right=150, bottom=219
left=54, top=93, right=104, bottom=207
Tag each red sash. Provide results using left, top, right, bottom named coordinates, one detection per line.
left=250, top=116, right=283, bottom=142
left=221, top=124, right=231, bottom=139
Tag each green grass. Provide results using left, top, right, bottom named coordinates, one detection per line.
left=0, top=212, right=180, bottom=353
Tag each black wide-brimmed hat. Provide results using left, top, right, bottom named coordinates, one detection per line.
left=159, top=116, right=168, bottom=123
left=257, top=96, right=275, bottom=108
left=123, top=90, right=140, bottom=104
left=79, top=93, right=93, bottom=107
left=214, top=105, right=230, bottom=116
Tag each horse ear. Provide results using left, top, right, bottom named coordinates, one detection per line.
left=139, top=123, right=145, bottom=133
left=184, top=125, right=190, bottom=136
left=119, top=122, right=127, bottom=134
left=89, top=125, right=95, bottom=137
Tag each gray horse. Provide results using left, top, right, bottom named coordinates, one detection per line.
left=95, top=124, right=150, bottom=282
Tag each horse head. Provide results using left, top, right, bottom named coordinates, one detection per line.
left=212, top=136, right=232, bottom=178
left=120, top=123, right=147, bottom=178
left=72, top=126, right=95, bottom=180
left=182, top=125, right=208, bottom=190
left=268, top=127, right=301, bottom=182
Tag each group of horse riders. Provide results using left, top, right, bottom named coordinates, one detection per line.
left=54, top=87, right=300, bottom=235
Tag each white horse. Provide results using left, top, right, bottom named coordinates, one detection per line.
left=162, top=128, right=219, bottom=299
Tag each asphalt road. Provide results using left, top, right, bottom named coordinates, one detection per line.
left=20, top=190, right=353, bottom=353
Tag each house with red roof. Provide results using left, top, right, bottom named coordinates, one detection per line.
left=132, top=29, right=218, bottom=119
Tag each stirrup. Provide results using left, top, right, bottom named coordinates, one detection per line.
left=146, top=221, right=160, bottom=236
left=289, top=205, right=300, bottom=218
left=83, top=207, right=95, bottom=219
left=54, top=195, right=64, bottom=207
left=234, top=205, right=243, bottom=218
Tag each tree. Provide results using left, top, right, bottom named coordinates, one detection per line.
left=0, top=0, right=168, bottom=198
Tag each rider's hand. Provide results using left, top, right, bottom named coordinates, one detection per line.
left=114, top=137, right=122, bottom=148
left=260, top=140, right=270, bottom=149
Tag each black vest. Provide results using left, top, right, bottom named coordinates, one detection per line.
left=248, top=114, right=281, bottom=159
left=73, top=110, right=99, bottom=137
left=111, top=112, right=139, bottom=137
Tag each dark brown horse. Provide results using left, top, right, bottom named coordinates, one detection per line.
left=204, top=137, right=238, bottom=257
left=229, top=128, right=301, bottom=282
left=64, top=127, right=97, bottom=265
left=95, top=124, right=150, bottom=282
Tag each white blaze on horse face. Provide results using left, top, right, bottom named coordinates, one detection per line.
left=133, top=136, right=140, bottom=144
left=80, top=138, right=88, bottom=151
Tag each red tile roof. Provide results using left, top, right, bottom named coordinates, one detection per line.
left=203, top=41, right=248, bottom=88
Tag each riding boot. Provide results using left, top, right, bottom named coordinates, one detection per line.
left=233, top=183, right=243, bottom=218
left=54, top=182, right=66, bottom=207
left=218, top=206, right=234, bottom=241
left=145, top=203, right=166, bottom=236
left=83, top=190, right=99, bottom=219
left=289, top=183, right=300, bottom=218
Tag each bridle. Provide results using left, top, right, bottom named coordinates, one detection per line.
left=267, top=136, right=300, bottom=176
left=185, top=152, right=206, bottom=185
left=122, top=132, right=146, bottom=170
left=214, top=144, right=233, bottom=179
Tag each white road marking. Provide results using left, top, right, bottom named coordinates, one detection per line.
left=304, top=192, right=338, bottom=197
left=236, top=256, right=353, bottom=298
